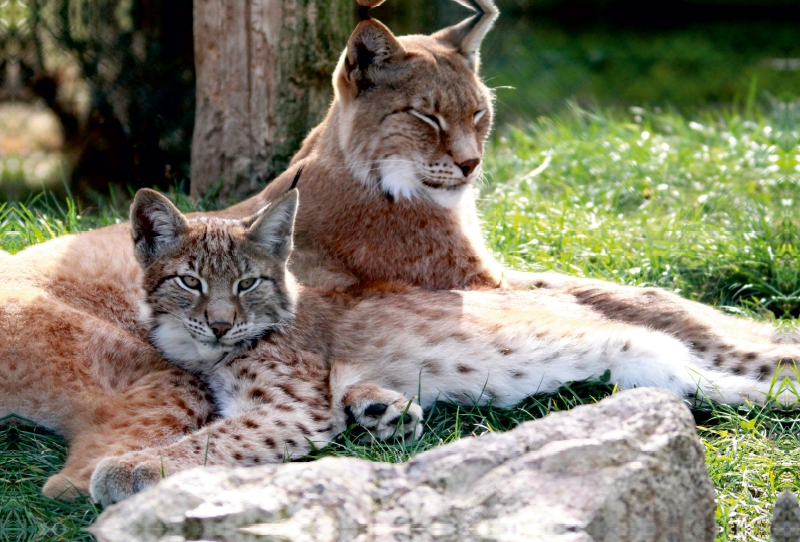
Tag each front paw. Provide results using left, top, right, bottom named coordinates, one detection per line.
left=89, top=455, right=164, bottom=506
left=346, top=393, right=424, bottom=442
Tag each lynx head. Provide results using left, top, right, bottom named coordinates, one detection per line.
left=130, top=188, right=299, bottom=376
left=333, top=3, right=497, bottom=208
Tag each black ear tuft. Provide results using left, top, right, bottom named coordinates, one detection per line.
left=344, top=20, right=404, bottom=92
left=246, top=189, right=298, bottom=261
left=130, top=188, right=189, bottom=266
left=433, top=0, right=498, bottom=72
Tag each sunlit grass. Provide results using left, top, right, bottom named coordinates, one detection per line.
left=3, top=101, right=800, bottom=541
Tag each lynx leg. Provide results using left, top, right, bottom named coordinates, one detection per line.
left=330, top=361, right=424, bottom=442
left=506, top=271, right=800, bottom=370
left=343, top=383, right=423, bottom=441
left=561, top=280, right=800, bottom=371
left=90, top=350, right=342, bottom=506
left=42, top=368, right=214, bottom=500
left=90, top=402, right=340, bottom=506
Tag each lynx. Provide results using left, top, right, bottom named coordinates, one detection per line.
left=84, top=188, right=796, bottom=505
left=1, top=0, right=797, bottom=507
left=213, top=1, right=795, bottom=357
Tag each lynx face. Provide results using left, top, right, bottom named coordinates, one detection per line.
left=130, top=189, right=299, bottom=377
left=335, top=20, right=494, bottom=208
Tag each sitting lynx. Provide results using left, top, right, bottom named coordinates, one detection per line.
left=85, top=187, right=797, bottom=506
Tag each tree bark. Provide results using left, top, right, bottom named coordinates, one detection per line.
left=191, top=0, right=354, bottom=200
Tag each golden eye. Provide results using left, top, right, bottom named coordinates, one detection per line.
left=238, top=277, right=258, bottom=293
left=179, top=275, right=201, bottom=290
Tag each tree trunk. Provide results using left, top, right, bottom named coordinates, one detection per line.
left=191, top=0, right=354, bottom=200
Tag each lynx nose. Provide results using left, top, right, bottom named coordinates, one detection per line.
left=457, top=158, right=480, bottom=177
left=209, top=322, right=232, bottom=339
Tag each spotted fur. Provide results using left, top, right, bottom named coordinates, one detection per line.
left=86, top=195, right=800, bottom=507
left=3, top=0, right=798, bottom=508
left=131, top=188, right=299, bottom=375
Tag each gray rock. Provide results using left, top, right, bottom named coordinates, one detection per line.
left=91, top=388, right=717, bottom=542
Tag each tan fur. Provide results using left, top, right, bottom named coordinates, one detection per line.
left=5, top=199, right=800, bottom=505
left=2, top=2, right=797, bottom=506
left=214, top=17, right=504, bottom=290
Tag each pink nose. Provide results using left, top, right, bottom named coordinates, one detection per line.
left=457, top=158, right=480, bottom=177
left=209, top=322, right=232, bottom=339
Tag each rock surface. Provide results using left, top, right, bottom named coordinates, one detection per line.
left=91, top=388, right=717, bottom=542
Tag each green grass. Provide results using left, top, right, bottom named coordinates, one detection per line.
left=3, top=100, right=800, bottom=540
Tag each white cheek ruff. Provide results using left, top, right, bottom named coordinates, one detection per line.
left=150, top=315, right=228, bottom=377
left=422, top=182, right=471, bottom=208
left=378, top=158, right=422, bottom=201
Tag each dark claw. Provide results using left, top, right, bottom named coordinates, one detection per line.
left=345, top=405, right=357, bottom=425
left=364, top=404, right=389, bottom=417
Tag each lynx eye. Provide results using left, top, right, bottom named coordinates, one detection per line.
left=237, top=277, right=259, bottom=294
left=473, top=109, right=487, bottom=124
left=178, top=275, right=202, bottom=291
left=409, top=110, right=441, bottom=131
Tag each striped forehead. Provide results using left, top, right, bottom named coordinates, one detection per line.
left=183, top=220, right=247, bottom=275
left=402, top=39, right=488, bottom=112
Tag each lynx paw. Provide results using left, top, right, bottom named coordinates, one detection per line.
left=42, top=472, right=88, bottom=501
left=344, top=386, right=423, bottom=441
left=89, top=455, right=164, bottom=507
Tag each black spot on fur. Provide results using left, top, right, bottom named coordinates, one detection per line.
left=421, top=359, right=442, bottom=375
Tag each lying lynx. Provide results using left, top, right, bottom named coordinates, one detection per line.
left=3, top=188, right=797, bottom=505
left=1, top=0, right=796, bottom=507
left=85, top=188, right=797, bottom=505
left=212, top=1, right=799, bottom=356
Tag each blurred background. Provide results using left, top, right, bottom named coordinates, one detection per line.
left=0, top=0, right=798, bottom=202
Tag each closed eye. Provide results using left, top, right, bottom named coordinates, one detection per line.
left=409, top=110, right=441, bottom=131
left=473, top=109, right=487, bottom=124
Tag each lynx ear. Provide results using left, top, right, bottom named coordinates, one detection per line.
left=340, top=19, right=404, bottom=95
left=433, top=0, right=498, bottom=72
left=130, top=188, right=189, bottom=266
left=246, top=189, right=298, bottom=261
